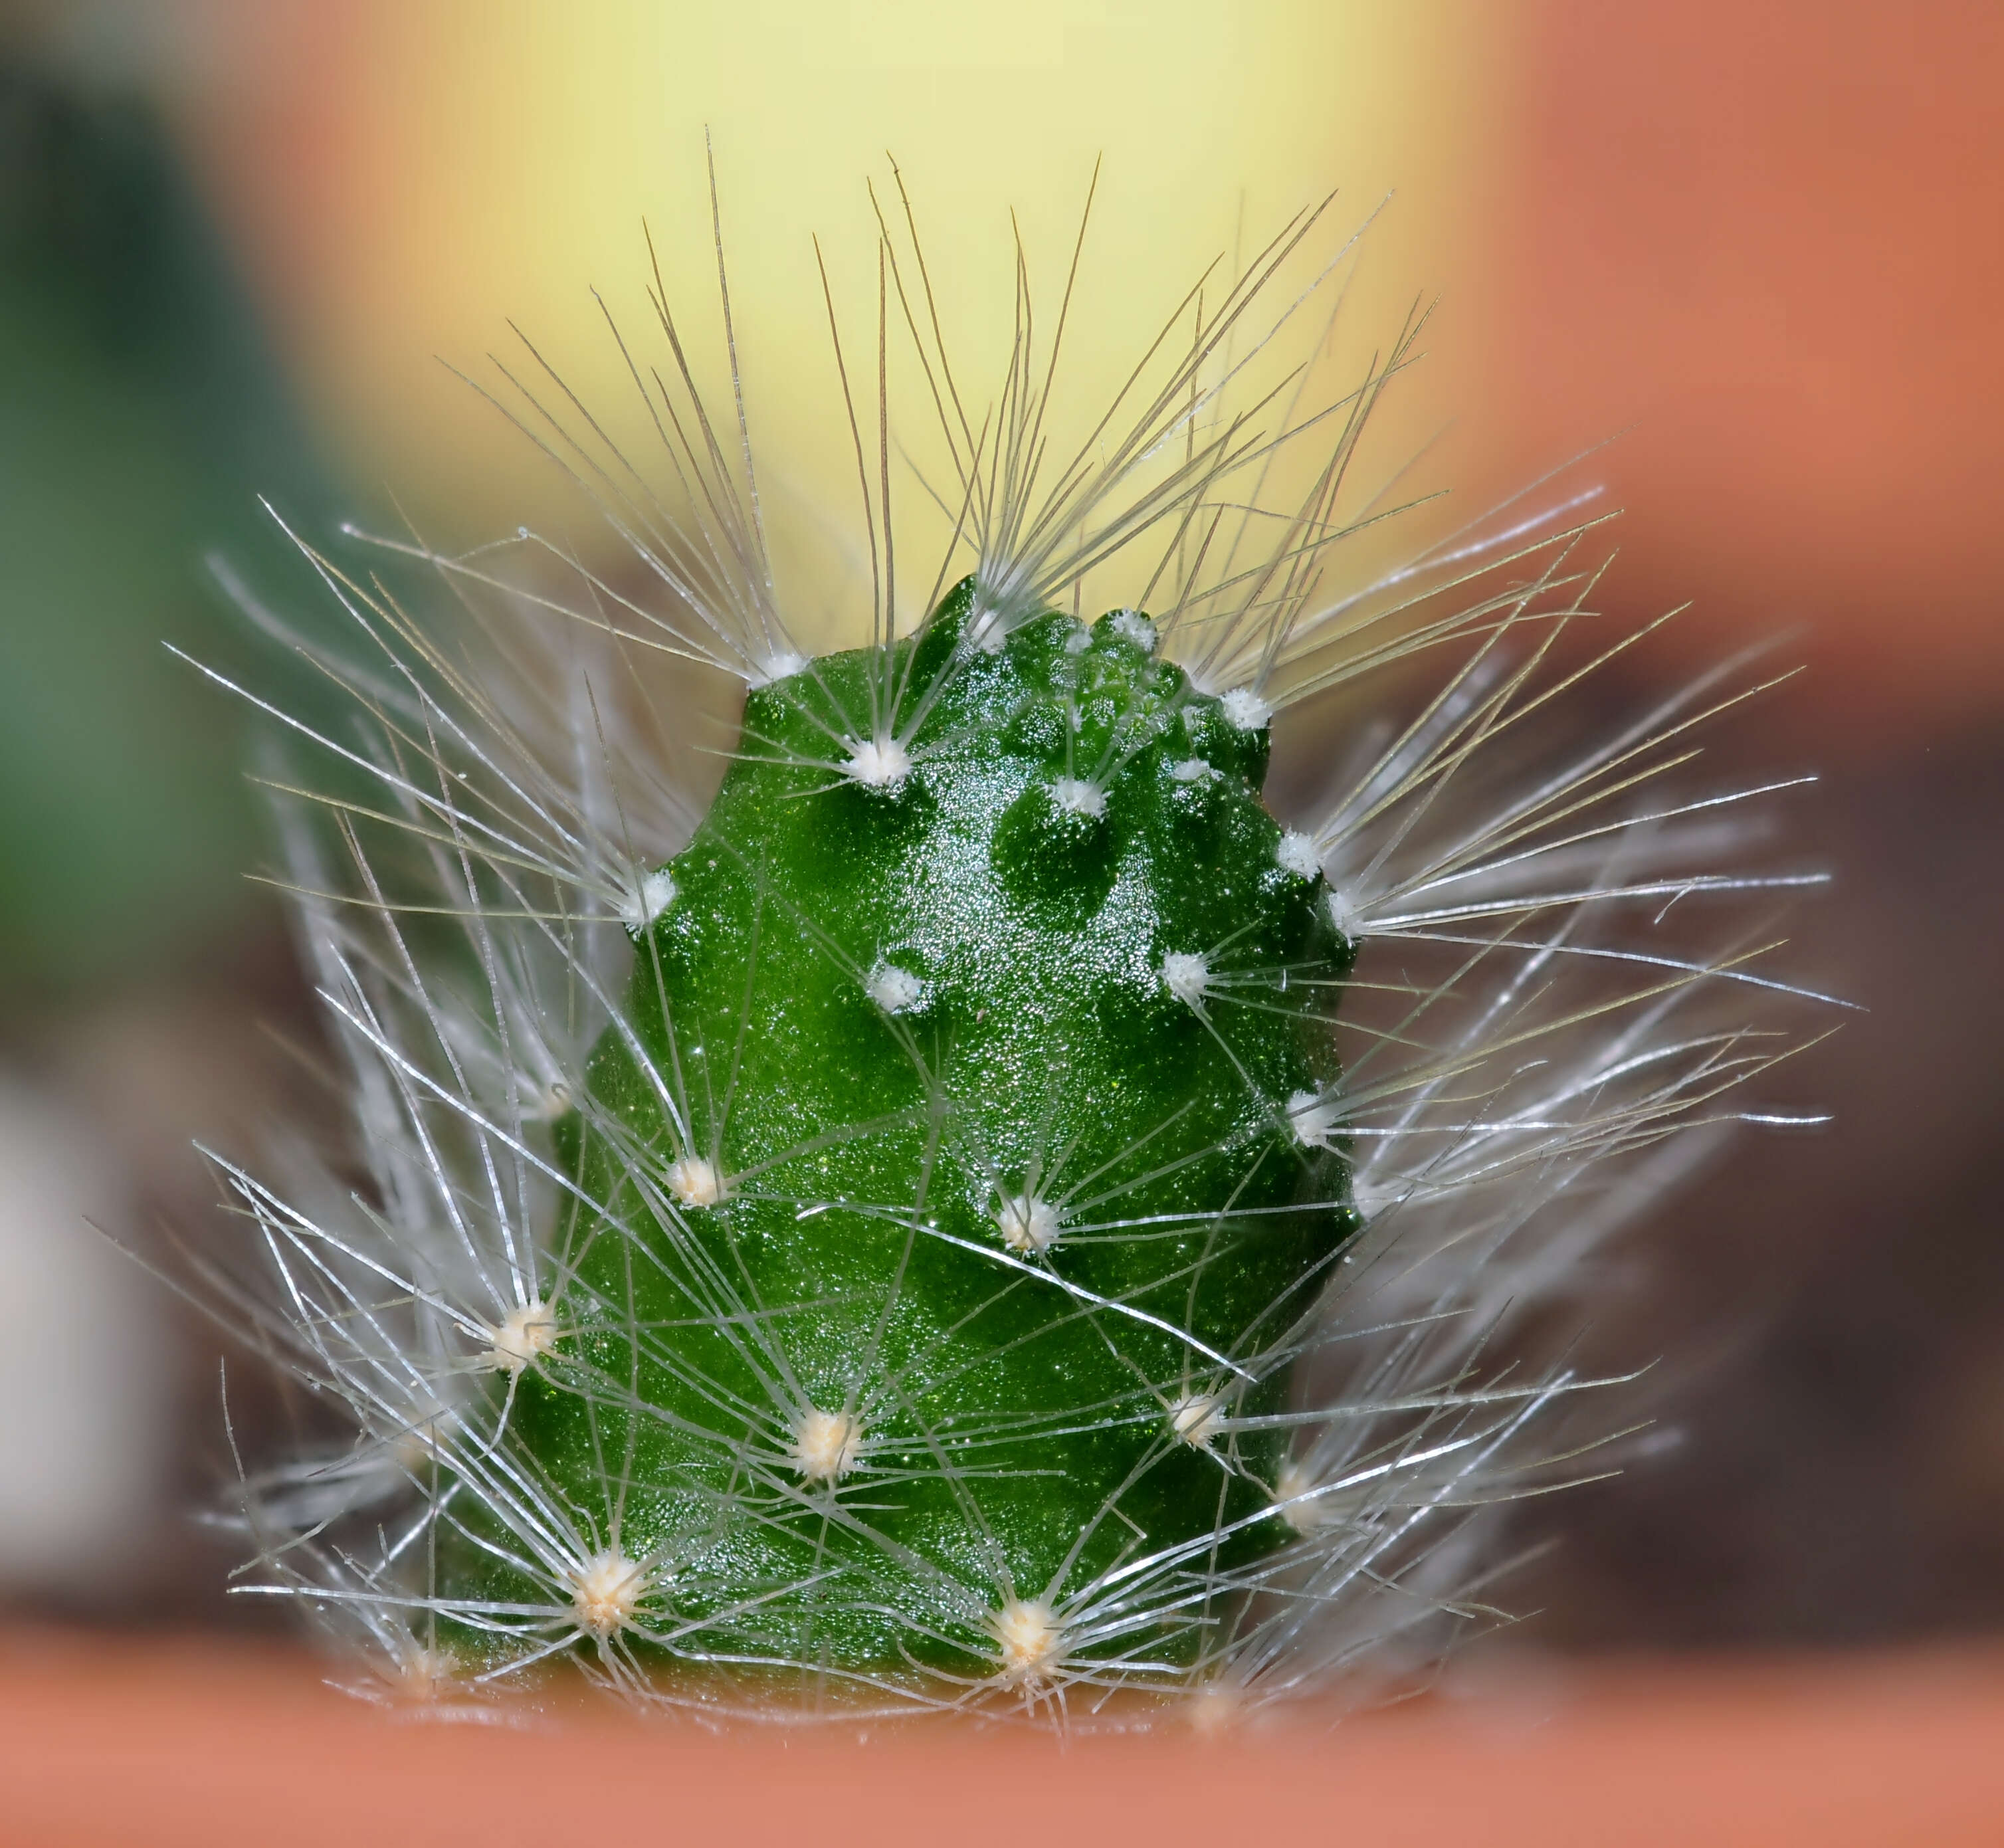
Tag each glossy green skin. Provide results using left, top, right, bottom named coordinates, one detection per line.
left=451, top=580, right=1355, bottom=1681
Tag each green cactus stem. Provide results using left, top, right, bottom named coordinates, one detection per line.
left=447, top=577, right=1359, bottom=1686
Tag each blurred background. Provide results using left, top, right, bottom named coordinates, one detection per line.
left=0, top=0, right=1998, bottom=1653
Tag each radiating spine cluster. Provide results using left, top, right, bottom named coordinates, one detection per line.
left=182, top=156, right=1834, bottom=1724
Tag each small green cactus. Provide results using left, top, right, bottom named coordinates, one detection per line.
left=194, top=165, right=1827, bottom=1723
left=460, top=581, right=1354, bottom=1681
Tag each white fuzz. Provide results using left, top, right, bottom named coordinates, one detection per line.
left=1187, top=1681, right=1245, bottom=1734
left=750, top=648, right=808, bottom=685
left=1275, top=829, right=1321, bottom=881
left=995, top=1192, right=1060, bottom=1255
left=618, top=867, right=677, bottom=932
left=842, top=735, right=912, bottom=791
left=1169, top=756, right=1217, bottom=784
left=1219, top=686, right=1272, bottom=732
left=1169, top=1391, right=1223, bottom=1450
left=1286, top=1088, right=1341, bottom=1150
left=788, top=1407, right=864, bottom=1483
left=668, top=1155, right=723, bottom=1208
left=1108, top=608, right=1157, bottom=654
left=1062, top=623, right=1092, bottom=655
left=1273, top=1458, right=1326, bottom=1535
left=864, top=962, right=925, bottom=1015
left=1348, top=1178, right=1403, bottom=1221
left=1324, top=886, right=1363, bottom=942
left=485, top=1301, right=557, bottom=1375
left=394, top=1645, right=458, bottom=1702
left=968, top=604, right=1011, bottom=654
left=391, top=1412, right=457, bottom=1473
left=989, top=1599, right=1064, bottom=1687
left=524, top=1077, right=573, bottom=1122
left=568, top=1548, right=647, bottom=1639
left=1049, top=776, right=1106, bottom=819
left=1160, top=950, right=1211, bottom=1007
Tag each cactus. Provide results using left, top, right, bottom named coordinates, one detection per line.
left=461, top=579, right=1358, bottom=1687
left=191, top=167, right=1829, bottom=1722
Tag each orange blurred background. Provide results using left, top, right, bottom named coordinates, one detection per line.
left=1488, top=2, right=2004, bottom=735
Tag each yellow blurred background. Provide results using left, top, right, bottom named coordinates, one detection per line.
left=162, top=1, right=1506, bottom=653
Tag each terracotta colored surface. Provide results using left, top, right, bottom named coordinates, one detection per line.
left=4, top=1633, right=2003, bottom=1845
left=1490, top=1, right=2004, bottom=723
